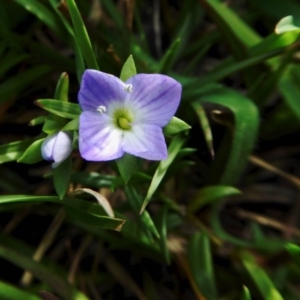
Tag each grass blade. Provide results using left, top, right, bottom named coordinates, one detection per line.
left=66, top=0, right=99, bottom=70
left=140, top=136, right=185, bottom=214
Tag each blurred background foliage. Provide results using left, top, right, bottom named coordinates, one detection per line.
left=1, top=0, right=300, bottom=299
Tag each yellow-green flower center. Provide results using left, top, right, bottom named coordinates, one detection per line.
left=114, top=108, right=133, bottom=131
left=117, top=117, right=131, bottom=130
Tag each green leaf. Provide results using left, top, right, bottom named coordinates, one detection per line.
left=66, top=0, right=99, bottom=70
left=0, top=240, right=88, bottom=300
left=120, top=55, right=137, bottom=82
left=156, top=38, right=181, bottom=73
left=275, top=16, right=300, bottom=34
left=65, top=206, right=124, bottom=232
left=36, top=99, right=81, bottom=119
left=155, top=207, right=170, bottom=263
left=201, top=0, right=261, bottom=48
left=0, top=195, right=125, bottom=231
left=48, top=0, right=85, bottom=80
left=71, top=172, right=115, bottom=188
left=54, top=72, right=69, bottom=102
left=188, top=185, right=241, bottom=213
left=116, top=153, right=138, bottom=183
left=14, top=0, right=68, bottom=39
left=195, top=86, right=259, bottom=185
left=163, top=116, right=191, bottom=136
left=188, top=232, right=217, bottom=300
left=62, top=118, right=79, bottom=131
left=286, top=243, right=300, bottom=264
left=279, top=65, right=300, bottom=121
left=0, top=140, right=35, bottom=163
left=42, top=117, right=67, bottom=134
left=240, top=251, right=284, bottom=300
left=29, top=116, right=46, bottom=126
left=125, top=186, right=160, bottom=239
left=241, top=286, right=252, bottom=300
left=53, top=156, right=72, bottom=199
left=0, top=280, right=40, bottom=300
left=191, top=102, right=214, bottom=157
left=17, top=138, right=44, bottom=164
left=140, top=136, right=185, bottom=213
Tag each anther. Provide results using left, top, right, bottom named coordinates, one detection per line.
left=124, top=84, right=133, bottom=93
left=97, top=105, right=106, bottom=114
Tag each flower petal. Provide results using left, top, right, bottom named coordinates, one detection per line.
left=78, top=70, right=127, bottom=113
left=41, top=134, right=56, bottom=161
left=122, top=124, right=167, bottom=160
left=79, top=111, right=124, bottom=161
left=125, top=74, right=182, bottom=127
left=52, top=131, right=72, bottom=165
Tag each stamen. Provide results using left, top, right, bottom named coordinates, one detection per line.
left=124, top=84, right=133, bottom=93
left=97, top=105, right=106, bottom=114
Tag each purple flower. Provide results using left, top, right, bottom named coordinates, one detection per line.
left=41, top=131, right=72, bottom=167
left=78, top=70, right=182, bottom=161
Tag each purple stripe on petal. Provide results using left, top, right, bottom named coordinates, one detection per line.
left=79, top=111, right=124, bottom=161
left=122, top=124, right=167, bottom=160
left=78, top=70, right=127, bottom=112
left=124, top=74, right=182, bottom=127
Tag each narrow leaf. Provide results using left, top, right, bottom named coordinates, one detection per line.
left=240, top=251, right=284, bottom=300
left=17, top=138, right=45, bottom=164
left=0, top=195, right=124, bottom=231
left=188, top=185, right=241, bottom=213
left=53, top=156, right=72, bottom=199
left=0, top=280, right=40, bottom=300
left=61, top=118, right=79, bottom=131
left=0, top=242, right=88, bottom=300
left=54, top=72, right=69, bottom=102
left=191, top=102, right=214, bottom=158
left=36, top=99, right=81, bottom=119
left=195, top=86, right=259, bottom=185
left=163, top=116, right=191, bottom=136
left=156, top=38, right=181, bottom=73
left=241, top=286, right=252, bottom=300
left=125, top=186, right=160, bottom=238
left=155, top=207, right=170, bottom=263
left=140, top=136, right=185, bottom=213
left=0, top=140, right=35, bottom=163
left=188, top=232, right=217, bottom=300
left=66, top=0, right=99, bottom=70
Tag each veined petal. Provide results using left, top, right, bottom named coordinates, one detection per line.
left=122, top=124, right=167, bottom=160
left=125, top=74, right=182, bottom=127
left=79, top=111, right=124, bottom=161
left=78, top=70, right=127, bottom=114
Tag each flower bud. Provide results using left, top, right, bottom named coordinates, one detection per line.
left=41, top=131, right=72, bottom=168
